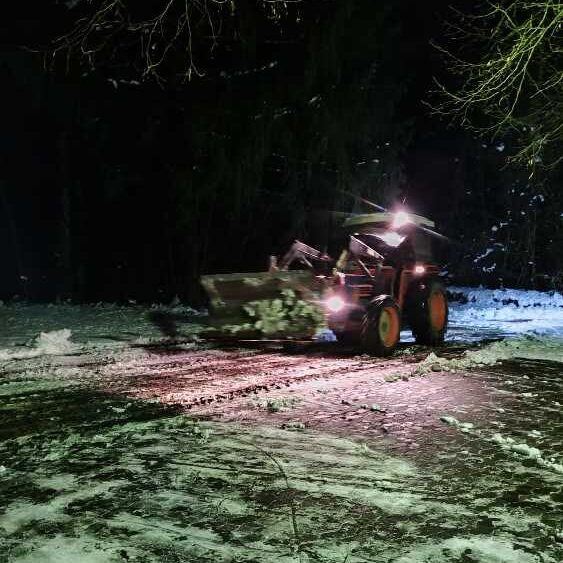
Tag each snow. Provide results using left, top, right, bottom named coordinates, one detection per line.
left=437, top=413, right=563, bottom=476
left=473, top=248, right=494, bottom=263
left=394, top=536, right=543, bottom=563
left=0, top=286, right=561, bottom=372
left=414, top=336, right=563, bottom=381
left=492, top=433, right=563, bottom=474
left=0, top=329, right=78, bottom=361
left=440, top=416, right=474, bottom=433
left=448, top=285, right=563, bottom=339
left=11, top=535, right=123, bottom=563
left=0, top=302, right=205, bottom=357
left=314, top=328, right=337, bottom=342
left=4, top=406, right=557, bottom=561
left=34, top=329, right=78, bottom=356
left=1, top=292, right=562, bottom=561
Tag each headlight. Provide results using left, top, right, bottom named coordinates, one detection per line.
left=325, top=295, right=346, bottom=313
left=392, top=210, right=411, bottom=229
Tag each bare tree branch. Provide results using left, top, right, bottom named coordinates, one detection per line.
left=431, top=1, right=563, bottom=169
left=49, top=0, right=300, bottom=83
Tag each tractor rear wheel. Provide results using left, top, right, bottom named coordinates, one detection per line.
left=407, top=278, right=448, bottom=345
left=360, top=296, right=400, bottom=356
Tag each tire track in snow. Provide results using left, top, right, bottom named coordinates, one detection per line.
left=99, top=347, right=408, bottom=408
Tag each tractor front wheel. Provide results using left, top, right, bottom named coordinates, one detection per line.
left=360, top=296, right=400, bottom=356
left=407, top=279, right=448, bottom=346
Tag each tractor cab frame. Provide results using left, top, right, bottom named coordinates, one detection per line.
left=202, top=210, right=448, bottom=356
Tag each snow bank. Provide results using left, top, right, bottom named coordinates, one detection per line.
left=34, top=329, right=77, bottom=355
left=492, top=433, right=563, bottom=474
left=439, top=416, right=474, bottom=433
left=0, top=329, right=78, bottom=361
left=449, top=285, right=563, bottom=338
left=415, top=336, right=563, bottom=378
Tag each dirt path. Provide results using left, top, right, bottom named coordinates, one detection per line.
left=101, top=346, right=410, bottom=407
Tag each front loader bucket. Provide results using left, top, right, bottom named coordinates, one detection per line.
left=200, top=270, right=324, bottom=338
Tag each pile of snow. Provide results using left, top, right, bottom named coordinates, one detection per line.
left=0, top=329, right=78, bottom=361
left=415, top=336, right=563, bottom=377
left=314, top=328, right=337, bottom=342
left=448, top=285, right=563, bottom=338
left=34, top=329, right=77, bottom=355
left=492, top=433, right=563, bottom=474
left=439, top=416, right=474, bottom=433
left=490, top=432, right=563, bottom=475
left=439, top=417, right=563, bottom=475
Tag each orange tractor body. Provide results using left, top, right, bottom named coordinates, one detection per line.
left=201, top=210, right=448, bottom=355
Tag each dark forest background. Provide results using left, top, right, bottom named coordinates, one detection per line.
left=1, top=0, right=562, bottom=304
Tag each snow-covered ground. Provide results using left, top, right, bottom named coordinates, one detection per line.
left=1, top=287, right=562, bottom=562
left=0, top=301, right=205, bottom=360
left=447, top=285, right=563, bottom=340
left=1, top=285, right=562, bottom=362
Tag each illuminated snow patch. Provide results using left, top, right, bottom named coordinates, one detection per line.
left=8, top=534, right=126, bottom=563
left=394, top=536, right=542, bottom=563
left=448, top=285, right=563, bottom=338
left=0, top=480, right=129, bottom=534
left=34, top=329, right=78, bottom=355
left=440, top=416, right=474, bottom=433
left=414, top=336, right=563, bottom=378
left=0, top=329, right=78, bottom=361
left=437, top=415, right=563, bottom=476
left=492, top=433, right=563, bottom=474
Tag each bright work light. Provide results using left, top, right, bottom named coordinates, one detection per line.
left=325, top=295, right=346, bottom=313
left=392, top=210, right=411, bottom=229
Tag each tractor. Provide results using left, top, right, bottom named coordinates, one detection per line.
left=201, top=208, right=448, bottom=356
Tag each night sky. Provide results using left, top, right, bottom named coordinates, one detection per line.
left=1, top=0, right=561, bottom=303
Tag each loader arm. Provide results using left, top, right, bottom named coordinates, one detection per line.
left=278, top=240, right=333, bottom=271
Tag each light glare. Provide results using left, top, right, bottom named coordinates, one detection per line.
left=392, top=211, right=411, bottom=229
left=378, top=231, right=406, bottom=247
left=325, top=295, right=346, bottom=313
